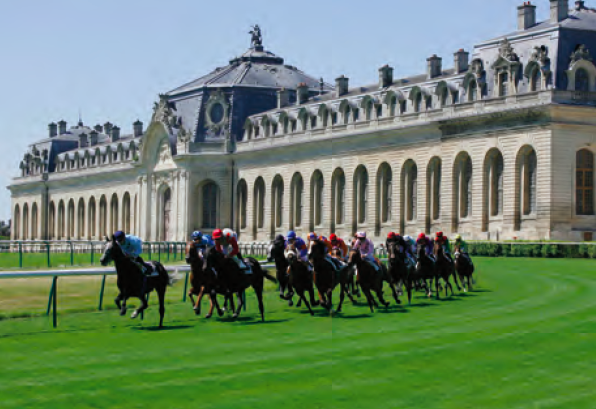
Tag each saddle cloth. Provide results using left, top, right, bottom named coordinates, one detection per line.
left=142, top=262, right=160, bottom=277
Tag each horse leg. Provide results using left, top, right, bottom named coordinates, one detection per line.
left=327, top=289, right=333, bottom=313
left=131, top=293, right=148, bottom=319
left=229, top=294, right=236, bottom=316
left=407, top=278, right=413, bottom=305
left=336, top=285, right=346, bottom=313
left=299, top=292, right=314, bottom=316
left=435, top=275, right=441, bottom=300
left=194, top=287, right=205, bottom=315
left=287, top=283, right=294, bottom=307
left=115, top=293, right=127, bottom=316
left=232, top=292, right=243, bottom=319
left=452, top=268, right=462, bottom=292
left=388, top=280, right=400, bottom=305
left=308, top=287, right=320, bottom=307
left=255, top=287, right=265, bottom=322
left=363, top=287, right=375, bottom=313
left=157, top=287, right=166, bottom=328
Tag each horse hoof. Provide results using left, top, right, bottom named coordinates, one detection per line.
left=194, top=308, right=201, bottom=316
left=232, top=314, right=239, bottom=319
left=464, top=288, right=467, bottom=293
left=288, top=300, right=294, bottom=307
left=131, top=311, right=139, bottom=319
left=217, top=309, right=224, bottom=317
left=205, top=314, right=212, bottom=319
left=396, top=299, right=401, bottom=305
left=120, top=309, right=126, bottom=316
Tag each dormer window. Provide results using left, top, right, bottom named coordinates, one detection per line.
left=576, top=68, right=590, bottom=92
left=414, top=94, right=422, bottom=113
left=499, top=72, right=509, bottom=96
left=400, top=100, right=407, bottom=114
left=440, top=89, right=449, bottom=107
left=468, top=81, right=478, bottom=102
left=425, top=96, right=432, bottom=110
left=376, top=104, right=382, bottom=119
left=531, top=69, right=542, bottom=91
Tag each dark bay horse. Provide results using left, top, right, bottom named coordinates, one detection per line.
left=309, top=239, right=348, bottom=312
left=284, top=244, right=318, bottom=315
left=100, top=237, right=180, bottom=328
left=415, top=242, right=437, bottom=299
left=434, top=242, right=461, bottom=297
left=203, top=247, right=276, bottom=321
left=268, top=238, right=292, bottom=305
left=387, top=241, right=415, bottom=304
left=330, top=247, right=359, bottom=302
left=347, top=250, right=390, bottom=312
left=454, top=244, right=475, bottom=292
left=185, top=241, right=223, bottom=318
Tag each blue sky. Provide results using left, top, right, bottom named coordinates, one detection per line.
left=0, top=0, right=552, bottom=220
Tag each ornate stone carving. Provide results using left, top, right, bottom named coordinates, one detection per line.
left=151, top=94, right=181, bottom=133
left=204, top=89, right=230, bottom=139
left=571, top=45, right=592, bottom=63
left=497, top=39, right=519, bottom=62
left=531, top=45, right=550, bottom=66
left=439, top=108, right=548, bottom=136
left=468, top=59, right=484, bottom=78
left=249, top=25, right=263, bottom=48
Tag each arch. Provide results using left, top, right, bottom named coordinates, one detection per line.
left=122, top=192, right=131, bottom=233
left=271, top=175, right=284, bottom=231
left=435, top=81, right=450, bottom=107
left=57, top=200, right=66, bottom=239
left=30, top=203, right=38, bottom=240
left=524, top=61, right=544, bottom=91
left=482, top=149, right=504, bottom=232
left=290, top=173, right=304, bottom=230
left=278, top=111, right=290, bottom=134
left=353, top=165, right=369, bottom=229
left=260, top=116, right=271, bottom=137
left=49, top=201, right=56, bottom=239
left=161, top=187, right=172, bottom=240
left=13, top=204, right=20, bottom=240
left=310, top=170, right=324, bottom=229
left=400, top=160, right=418, bottom=232
left=453, top=152, right=473, bottom=228
left=236, top=179, right=248, bottom=231
left=253, top=177, right=266, bottom=235
left=376, top=162, right=393, bottom=226
left=331, top=168, right=346, bottom=231
left=88, top=197, right=96, bottom=239
left=360, top=95, right=375, bottom=121
left=77, top=198, right=85, bottom=239
left=338, top=100, right=353, bottom=125
left=67, top=199, right=75, bottom=239
left=297, top=108, right=310, bottom=131
left=133, top=194, right=138, bottom=235
left=200, top=182, right=219, bottom=230
left=566, top=58, right=596, bottom=91
left=516, top=146, right=537, bottom=224
left=409, top=87, right=423, bottom=112
left=99, top=196, right=107, bottom=238
left=110, top=193, right=118, bottom=236
left=22, top=203, right=29, bottom=240
left=383, top=90, right=401, bottom=116
left=576, top=149, right=594, bottom=215
left=426, top=157, right=442, bottom=231
left=317, top=104, right=329, bottom=128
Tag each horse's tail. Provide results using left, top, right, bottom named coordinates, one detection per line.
left=263, top=269, right=277, bottom=284
left=164, top=265, right=183, bottom=287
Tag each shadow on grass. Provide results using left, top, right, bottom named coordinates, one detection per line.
left=336, top=313, right=373, bottom=319
left=238, top=319, right=291, bottom=326
left=376, top=305, right=410, bottom=314
left=133, top=325, right=194, bottom=331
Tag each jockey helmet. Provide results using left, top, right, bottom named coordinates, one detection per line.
left=356, top=231, right=366, bottom=239
left=404, top=235, right=412, bottom=242
left=114, top=231, right=126, bottom=243
left=455, top=234, right=462, bottom=241
left=191, top=231, right=203, bottom=241
left=309, top=232, right=318, bottom=240
left=275, top=234, right=285, bottom=242
left=418, top=232, right=426, bottom=240
left=329, top=233, right=338, bottom=242
left=387, top=232, right=396, bottom=240
left=436, top=231, right=444, bottom=238
left=223, top=228, right=235, bottom=238
left=287, top=231, right=297, bottom=240
left=212, top=229, right=223, bottom=240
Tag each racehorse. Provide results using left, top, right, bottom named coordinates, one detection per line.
left=454, top=244, right=475, bottom=292
left=185, top=241, right=223, bottom=318
left=386, top=240, right=416, bottom=304
left=268, top=239, right=292, bottom=305
left=347, top=250, right=390, bottom=312
left=309, top=239, right=349, bottom=312
left=433, top=241, right=459, bottom=297
left=330, top=247, right=359, bottom=302
left=284, top=243, right=319, bottom=315
left=415, top=242, right=438, bottom=299
left=203, top=246, right=276, bottom=321
left=100, top=236, right=180, bottom=328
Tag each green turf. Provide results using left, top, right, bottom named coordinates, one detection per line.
left=0, top=258, right=595, bottom=409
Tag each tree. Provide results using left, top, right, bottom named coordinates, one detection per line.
left=0, top=219, right=11, bottom=238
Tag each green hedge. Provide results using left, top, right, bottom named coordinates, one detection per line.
left=468, top=242, right=596, bottom=259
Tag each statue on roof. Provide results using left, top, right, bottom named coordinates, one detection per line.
left=249, top=25, right=263, bottom=48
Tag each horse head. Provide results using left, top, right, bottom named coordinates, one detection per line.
left=186, top=241, right=203, bottom=265
left=347, top=249, right=361, bottom=267
left=100, top=237, right=114, bottom=266
left=284, top=244, right=297, bottom=265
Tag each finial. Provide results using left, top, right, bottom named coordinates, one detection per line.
left=249, top=25, right=263, bottom=49
left=78, top=109, right=83, bottom=127
left=319, top=78, right=325, bottom=95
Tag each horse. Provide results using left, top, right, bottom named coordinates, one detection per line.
left=433, top=241, right=459, bottom=297
left=308, top=239, right=348, bottom=312
left=203, top=246, right=276, bottom=321
left=185, top=241, right=224, bottom=318
left=268, top=239, right=292, bottom=306
left=100, top=236, right=180, bottom=328
left=454, top=244, right=475, bottom=292
left=347, top=250, right=390, bottom=312
left=284, top=243, right=319, bottom=315
left=415, top=242, right=438, bottom=299
left=386, top=241, right=416, bottom=304
left=330, top=247, right=359, bottom=301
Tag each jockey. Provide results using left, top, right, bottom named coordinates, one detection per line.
left=329, top=233, right=348, bottom=261
left=454, top=234, right=474, bottom=267
left=212, top=228, right=251, bottom=274
left=353, top=231, right=380, bottom=272
left=114, top=230, right=153, bottom=275
left=435, top=231, right=453, bottom=262
left=385, top=232, right=397, bottom=250
left=403, top=235, right=417, bottom=264
left=286, top=231, right=309, bottom=263
left=417, top=232, right=435, bottom=261
left=308, top=232, right=340, bottom=271
left=191, top=231, right=214, bottom=253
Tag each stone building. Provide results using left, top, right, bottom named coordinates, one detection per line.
left=8, top=2, right=596, bottom=243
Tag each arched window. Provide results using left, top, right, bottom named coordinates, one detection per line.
left=516, top=146, right=537, bottom=219
left=78, top=198, right=85, bottom=239
left=236, top=179, right=248, bottom=230
left=31, top=203, right=38, bottom=240
left=499, top=72, right=509, bottom=97
left=468, top=80, right=478, bottom=102
left=110, top=194, right=118, bottom=235
left=254, top=177, right=266, bottom=229
left=133, top=194, right=138, bottom=235
left=49, top=202, right=56, bottom=239
left=271, top=176, right=284, bottom=229
left=290, top=173, right=303, bottom=229
left=377, top=163, right=392, bottom=223
left=311, top=171, right=324, bottom=227
left=483, top=149, right=504, bottom=231
left=440, top=88, right=449, bottom=107
left=353, top=166, right=368, bottom=225
left=406, top=163, right=418, bottom=221
left=13, top=205, right=20, bottom=240
left=388, top=95, right=397, bottom=116
left=122, top=193, right=131, bottom=233
left=414, top=93, right=422, bottom=113
left=531, top=68, right=542, bottom=91
left=99, top=196, right=107, bottom=238
left=332, top=168, right=346, bottom=227
left=343, top=105, right=351, bottom=125
left=427, top=157, right=442, bottom=222
left=202, top=182, right=218, bottom=229
left=22, top=204, right=29, bottom=240
left=576, top=149, right=594, bottom=215
left=365, top=99, right=373, bottom=121
left=88, top=197, right=96, bottom=239
left=576, top=68, right=590, bottom=92
left=68, top=199, right=75, bottom=239
left=162, top=188, right=171, bottom=240
left=454, top=153, right=473, bottom=221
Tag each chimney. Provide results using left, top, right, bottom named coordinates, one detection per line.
left=550, top=0, right=568, bottom=23
left=48, top=122, right=57, bottom=138
left=103, top=122, right=113, bottom=136
left=94, top=124, right=103, bottom=133
left=89, top=130, right=99, bottom=146
left=518, top=2, right=537, bottom=31
left=427, top=55, right=442, bottom=79
left=454, top=49, right=470, bottom=74
left=336, top=75, right=349, bottom=97
left=133, top=120, right=143, bottom=137
left=576, top=0, right=586, bottom=10
left=110, top=126, right=120, bottom=142
left=58, top=120, right=67, bottom=135
left=78, top=133, right=88, bottom=148
left=378, top=65, right=394, bottom=88
left=277, top=88, right=291, bottom=108
left=296, top=83, right=309, bottom=105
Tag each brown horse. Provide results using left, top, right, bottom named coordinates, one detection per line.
left=454, top=244, right=475, bottom=292
left=185, top=241, right=224, bottom=318
left=386, top=240, right=415, bottom=304
left=203, top=246, right=276, bottom=321
left=284, top=244, right=319, bottom=315
left=100, top=237, right=180, bottom=328
left=433, top=241, right=459, bottom=297
left=268, top=237, right=293, bottom=306
left=415, top=242, right=437, bottom=299
left=347, top=250, right=390, bottom=312
left=309, top=239, right=349, bottom=312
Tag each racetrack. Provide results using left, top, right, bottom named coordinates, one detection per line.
left=0, top=257, right=595, bottom=409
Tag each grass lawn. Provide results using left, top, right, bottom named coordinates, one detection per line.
left=0, top=257, right=595, bottom=408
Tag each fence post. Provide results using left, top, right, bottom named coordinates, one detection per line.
left=91, top=242, right=95, bottom=265
left=158, top=243, right=161, bottom=263
left=18, top=242, right=23, bottom=268
left=98, top=275, right=107, bottom=310
left=182, top=272, right=189, bottom=302
left=166, top=242, right=170, bottom=262
left=148, top=243, right=152, bottom=261
left=46, top=277, right=56, bottom=315
left=242, top=290, right=247, bottom=311
left=69, top=241, right=74, bottom=266
left=46, top=241, right=51, bottom=268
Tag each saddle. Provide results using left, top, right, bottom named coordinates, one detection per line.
left=139, top=261, right=159, bottom=277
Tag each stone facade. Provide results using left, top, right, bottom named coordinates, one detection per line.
left=8, top=1, right=596, bottom=243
